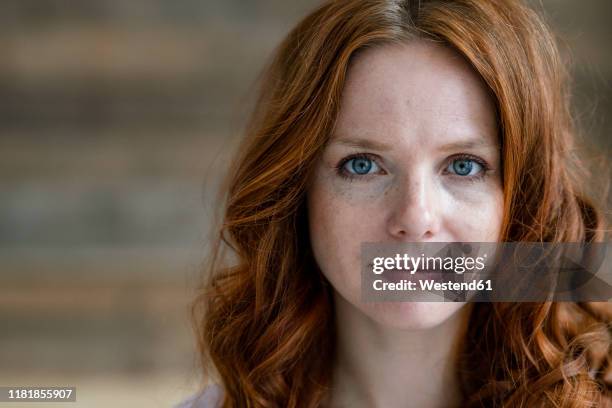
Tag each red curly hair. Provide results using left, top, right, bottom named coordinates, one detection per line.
left=192, top=0, right=611, bottom=406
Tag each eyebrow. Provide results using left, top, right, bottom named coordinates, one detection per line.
left=331, top=136, right=499, bottom=152
left=436, top=139, right=500, bottom=152
left=331, top=137, right=393, bottom=151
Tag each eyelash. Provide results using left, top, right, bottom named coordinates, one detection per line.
left=334, top=153, right=491, bottom=182
left=444, top=153, right=491, bottom=182
left=335, top=153, right=383, bottom=181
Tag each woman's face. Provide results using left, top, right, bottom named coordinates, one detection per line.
left=307, top=41, right=504, bottom=329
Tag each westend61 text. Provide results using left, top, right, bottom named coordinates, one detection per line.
left=373, top=279, right=493, bottom=291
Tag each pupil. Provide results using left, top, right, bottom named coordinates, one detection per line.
left=454, top=160, right=472, bottom=175
left=353, top=158, right=371, bottom=174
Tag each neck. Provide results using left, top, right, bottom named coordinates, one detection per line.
left=328, top=296, right=471, bottom=408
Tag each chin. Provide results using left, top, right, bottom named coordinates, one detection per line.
left=361, top=301, right=467, bottom=330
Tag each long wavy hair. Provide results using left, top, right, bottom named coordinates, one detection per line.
left=192, top=0, right=611, bottom=406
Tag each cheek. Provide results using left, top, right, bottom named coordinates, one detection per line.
left=307, top=169, right=387, bottom=249
left=441, top=179, right=504, bottom=241
left=306, top=172, right=383, bottom=296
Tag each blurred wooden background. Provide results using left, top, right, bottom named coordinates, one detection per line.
left=0, top=1, right=609, bottom=407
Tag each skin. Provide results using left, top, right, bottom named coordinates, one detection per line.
left=307, top=41, right=504, bottom=407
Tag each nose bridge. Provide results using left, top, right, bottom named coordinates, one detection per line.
left=387, top=166, right=439, bottom=240
left=406, top=168, right=428, bottom=209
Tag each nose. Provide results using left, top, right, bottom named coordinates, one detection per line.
left=386, top=171, right=441, bottom=241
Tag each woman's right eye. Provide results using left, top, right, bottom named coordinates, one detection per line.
left=337, top=154, right=383, bottom=178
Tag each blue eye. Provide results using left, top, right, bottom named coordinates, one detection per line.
left=447, top=158, right=483, bottom=176
left=344, top=156, right=380, bottom=175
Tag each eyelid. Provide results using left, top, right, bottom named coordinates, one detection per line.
left=444, top=153, right=490, bottom=171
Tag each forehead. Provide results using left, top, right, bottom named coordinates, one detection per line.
left=333, top=41, right=497, bottom=146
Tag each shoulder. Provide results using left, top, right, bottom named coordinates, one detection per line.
left=174, top=384, right=224, bottom=408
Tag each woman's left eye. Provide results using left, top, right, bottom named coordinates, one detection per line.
left=446, top=158, right=484, bottom=177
